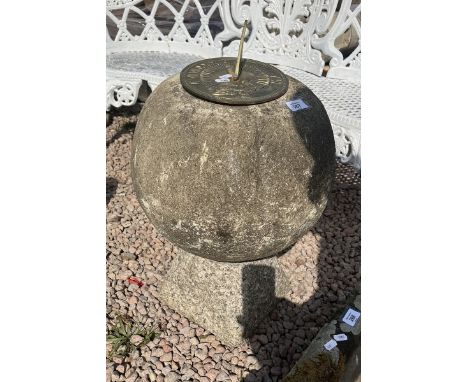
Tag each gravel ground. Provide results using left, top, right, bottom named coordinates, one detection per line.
left=106, top=109, right=361, bottom=382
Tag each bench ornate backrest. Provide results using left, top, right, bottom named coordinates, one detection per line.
left=106, top=0, right=361, bottom=79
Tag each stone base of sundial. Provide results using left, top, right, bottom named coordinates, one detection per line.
left=157, top=250, right=291, bottom=347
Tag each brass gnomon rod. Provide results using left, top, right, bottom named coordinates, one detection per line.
left=233, top=20, right=248, bottom=81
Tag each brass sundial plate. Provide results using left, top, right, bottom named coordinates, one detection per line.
left=180, top=57, right=289, bottom=105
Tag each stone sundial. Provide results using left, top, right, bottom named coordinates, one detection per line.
left=180, top=21, right=289, bottom=105
left=131, top=20, right=336, bottom=346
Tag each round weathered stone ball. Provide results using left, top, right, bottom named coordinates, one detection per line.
left=132, top=73, right=335, bottom=262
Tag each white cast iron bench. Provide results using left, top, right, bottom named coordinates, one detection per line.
left=106, top=0, right=361, bottom=168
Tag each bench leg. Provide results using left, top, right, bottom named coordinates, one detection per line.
left=106, top=78, right=143, bottom=110
left=332, top=124, right=361, bottom=170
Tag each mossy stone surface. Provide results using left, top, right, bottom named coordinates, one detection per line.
left=132, top=73, right=335, bottom=262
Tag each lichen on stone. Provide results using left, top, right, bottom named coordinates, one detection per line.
left=283, top=353, right=346, bottom=382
